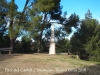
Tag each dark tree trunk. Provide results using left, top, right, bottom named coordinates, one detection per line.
left=37, top=13, right=47, bottom=53
left=10, top=38, right=15, bottom=53
left=37, top=31, right=43, bottom=53
left=37, top=41, right=41, bottom=53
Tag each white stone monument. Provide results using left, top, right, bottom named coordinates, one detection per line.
left=49, top=23, right=55, bottom=54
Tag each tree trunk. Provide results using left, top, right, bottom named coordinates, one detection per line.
left=10, top=38, right=15, bottom=53
left=37, top=31, right=43, bottom=53
left=37, top=41, right=41, bottom=53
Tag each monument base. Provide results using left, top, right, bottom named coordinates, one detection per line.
left=49, top=42, right=55, bottom=54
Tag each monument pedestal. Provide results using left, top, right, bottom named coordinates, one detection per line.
left=49, top=42, right=55, bottom=54
left=49, top=23, right=56, bottom=54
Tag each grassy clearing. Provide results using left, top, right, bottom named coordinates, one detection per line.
left=0, top=53, right=100, bottom=75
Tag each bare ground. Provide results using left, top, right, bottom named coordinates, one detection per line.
left=0, top=53, right=100, bottom=75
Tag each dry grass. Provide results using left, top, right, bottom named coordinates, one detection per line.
left=0, top=53, right=100, bottom=75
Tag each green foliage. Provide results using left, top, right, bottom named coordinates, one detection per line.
left=85, top=9, right=92, bottom=19
left=0, top=24, right=10, bottom=48
left=28, top=0, right=80, bottom=53
left=64, top=13, right=79, bottom=33
left=27, top=0, right=62, bottom=52
left=8, top=0, right=23, bottom=39
left=0, top=0, right=10, bottom=48
left=0, top=0, right=8, bottom=18
left=0, top=35, right=10, bottom=48
left=36, top=0, right=55, bottom=12
left=56, top=39, right=70, bottom=53
left=70, top=10, right=100, bottom=61
left=35, top=0, right=62, bottom=19
left=15, top=36, right=34, bottom=53
left=55, top=27, right=68, bottom=40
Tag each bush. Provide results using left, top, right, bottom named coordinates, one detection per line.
left=89, top=56, right=100, bottom=62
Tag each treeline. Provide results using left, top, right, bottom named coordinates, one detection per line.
left=0, top=0, right=100, bottom=61
left=70, top=10, right=100, bottom=61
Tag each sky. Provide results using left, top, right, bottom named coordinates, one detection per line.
left=61, top=0, right=100, bottom=21
left=15, top=0, right=100, bottom=39
left=15, top=0, right=100, bottom=21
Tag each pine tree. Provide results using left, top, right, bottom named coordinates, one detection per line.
left=8, top=0, right=30, bottom=52
left=70, top=10, right=100, bottom=61
left=28, top=0, right=62, bottom=52
left=85, top=9, right=92, bottom=20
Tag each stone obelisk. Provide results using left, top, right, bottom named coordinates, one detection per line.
left=49, top=23, right=55, bottom=54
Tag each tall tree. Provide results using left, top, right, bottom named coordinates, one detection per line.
left=8, top=0, right=30, bottom=52
left=70, top=10, right=100, bottom=61
left=28, top=0, right=62, bottom=52
left=28, top=0, right=80, bottom=53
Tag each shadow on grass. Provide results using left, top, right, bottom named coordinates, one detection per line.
left=0, top=53, right=48, bottom=61
left=0, top=53, right=23, bottom=61
left=53, top=64, right=100, bottom=75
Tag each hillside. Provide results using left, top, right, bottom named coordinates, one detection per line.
left=0, top=54, right=100, bottom=75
